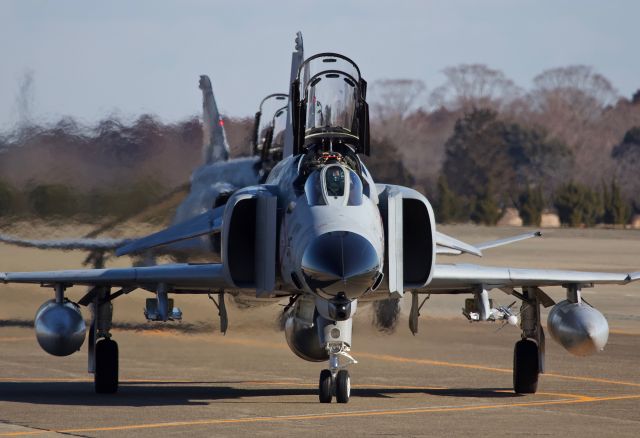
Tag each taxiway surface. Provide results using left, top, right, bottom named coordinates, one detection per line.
left=1, top=225, right=639, bottom=436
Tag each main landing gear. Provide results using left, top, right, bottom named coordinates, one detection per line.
left=88, top=287, right=119, bottom=394
left=513, top=338, right=539, bottom=393
left=513, top=287, right=545, bottom=394
left=95, top=338, right=118, bottom=393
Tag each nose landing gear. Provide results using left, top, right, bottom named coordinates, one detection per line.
left=318, top=351, right=355, bottom=403
left=318, top=329, right=357, bottom=403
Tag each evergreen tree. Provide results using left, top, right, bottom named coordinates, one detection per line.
left=602, top=180, right=630, bottom=225
left=435, top=175, right=460, bottom=223
left=471, top=181, right=500, bottom=225
left=554, top=182, right=603, bottom=227
left=0, top=180, right=15, bottom=217
left=442, top=108, right=571, bottom=223
left=27, top=184, right=78, bottom=218
left=518, top=185, right=545, bottom=226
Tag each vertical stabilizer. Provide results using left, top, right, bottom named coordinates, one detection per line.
left=283, top=32, right=304, bottom=158
left=199, top=75, right=230, bottom=164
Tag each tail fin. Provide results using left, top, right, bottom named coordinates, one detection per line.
left=283, top=31, right=304, bottom=158
left=199, top=75, right=230, bottom=164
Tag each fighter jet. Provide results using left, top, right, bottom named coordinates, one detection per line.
left=0, top=32, right=304, bottom=264
left=2, top=52, right=639, bottom=405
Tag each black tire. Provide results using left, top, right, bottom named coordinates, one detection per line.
left=95, top=338, right=118, bottom=394
left=513, top=338, right=539, bottom=394
left=335, top=369, right=350, bottom=404
left=319, top=369, right=333, bottom=403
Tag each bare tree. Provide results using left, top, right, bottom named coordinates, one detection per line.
left=514, top=66, right=623, bottom=187
left=369, top=79, right=426, bottom=123
left=429, top=64, right=522, bottom=111
left=368, top=79, right=451, bottom=191
left=15, top=70, right=35, bottom=127
left=532, top=65, right=618, bottom=108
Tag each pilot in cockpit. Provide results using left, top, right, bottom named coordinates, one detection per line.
left=325, top=166, right=345, bottom=197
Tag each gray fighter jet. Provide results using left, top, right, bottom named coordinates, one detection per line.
left=2, top=52, right=639, bottom=405
left=0, top=32, right=304, bottom=263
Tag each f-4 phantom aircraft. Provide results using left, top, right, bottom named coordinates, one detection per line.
left=2, top=52, right=639, bottom=405
left=0, top=32, right=304, bottom=265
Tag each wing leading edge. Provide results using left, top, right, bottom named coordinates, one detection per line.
left=435, top=231, right=542, bottom=256
left=427, top=263, right=640, bottom=292
left=0, top=234, right=130, bottom=251
left=1, top=263, right=229, bottom=290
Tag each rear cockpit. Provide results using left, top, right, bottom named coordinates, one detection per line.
left=252, top=93, right=288, bottom=180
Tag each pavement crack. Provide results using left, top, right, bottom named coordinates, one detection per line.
left=0, top=419, right=90, bottom=438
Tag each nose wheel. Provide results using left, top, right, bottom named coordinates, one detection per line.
left=335, top=369, right=351, bottom=403
left=319, top=369, right=351, bottom=403
left=319, top=369, right=333, bottom=403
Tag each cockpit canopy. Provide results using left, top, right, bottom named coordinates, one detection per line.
left=270, top=105, right=288, bottom=152
left=304, top=164, right=364, bottom=206
left=291, top=53, right=370, bottom=157
left=253, top=93, right=288, bottom=155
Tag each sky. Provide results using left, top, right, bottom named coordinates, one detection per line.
left=1, top=0, right=638, bottom=129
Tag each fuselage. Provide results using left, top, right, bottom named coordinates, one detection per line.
left=267, top=154, right=385, bottom=302
left=154, top=151, right=388, bottom=308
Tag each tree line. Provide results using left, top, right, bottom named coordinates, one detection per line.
left=0, top=63, right=639, bottom=226
left=367, top=65, right=640, bottom=226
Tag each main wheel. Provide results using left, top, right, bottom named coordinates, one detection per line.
left=319, top=369, right=333, bottom=403
left=513, top=338, right=539, bottom=394
left=95, top=338, right=118, bottom=394
left=335, top=369, right=350, bottom=403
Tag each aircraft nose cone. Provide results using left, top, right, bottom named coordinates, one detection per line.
left=301, top=231, right=380, bottom=299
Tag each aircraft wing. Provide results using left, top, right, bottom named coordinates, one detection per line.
left=0, top=234, right=131, bottom=251
left=426, top=263, right=640, bottom=293
left=1, top=263, right=229, bottom=290
left=435, top=231, right=542, bottom=256
left=115, top=206, right=224, bottom=256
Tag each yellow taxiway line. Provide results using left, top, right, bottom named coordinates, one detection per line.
left=145, top=332, right=640, bottom=389
left=1, top=393, right=638, bottom=436
left=357, top=351, right=640, bottom=388
left=7, top=330, right=638, bottom=389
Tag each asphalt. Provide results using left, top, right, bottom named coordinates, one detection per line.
left=0, top=225, right=639, bottom=437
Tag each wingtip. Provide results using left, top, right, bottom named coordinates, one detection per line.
left=629, top=272, right=640, bottom=282
left=1, top=272, right=6, bottom=283
left=534, top=231, right=542, bottom=237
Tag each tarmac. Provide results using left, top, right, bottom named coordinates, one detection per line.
left=1, top=225, right=639, bottom=436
